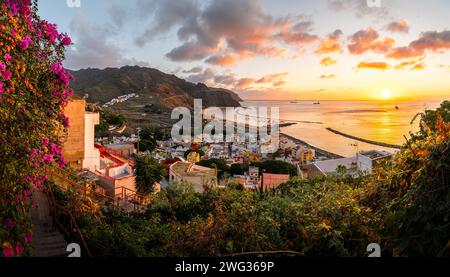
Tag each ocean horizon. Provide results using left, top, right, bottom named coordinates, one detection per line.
left=241, top=99, right=445, bottom=157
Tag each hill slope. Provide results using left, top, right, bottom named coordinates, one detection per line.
left=70, top=66, right=242, bottom=110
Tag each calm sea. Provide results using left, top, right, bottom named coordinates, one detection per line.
left=241, top=99, right=445, bottom=157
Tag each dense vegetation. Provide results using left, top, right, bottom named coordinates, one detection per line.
left=55, top=101, right=449, bottom=257
left=198, top=159, right=298, bottom=180
left=0, top=0, right=72, bottom=257
left=94, top=110, right=127, bottom=137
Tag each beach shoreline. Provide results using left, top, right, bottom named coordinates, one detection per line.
left=280, top=132, right=344, bottom=159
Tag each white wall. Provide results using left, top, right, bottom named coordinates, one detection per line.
left=83, top=112, right=100, bottom=172
left=357, top=154, right=373, bottom=174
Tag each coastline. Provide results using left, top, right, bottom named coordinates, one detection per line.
left=280, top=132, right=344, bottom=159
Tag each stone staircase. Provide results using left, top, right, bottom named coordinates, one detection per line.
left=31, top=192, right=68, bottom=257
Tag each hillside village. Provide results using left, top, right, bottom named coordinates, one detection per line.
left=57, top=98, right=393, bottom=212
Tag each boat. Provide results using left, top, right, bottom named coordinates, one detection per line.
left=290, top=101, right=298, bottom=104
left=313, top=101, right=320, bottom=105
left=395, top=106, right=399, bottom=110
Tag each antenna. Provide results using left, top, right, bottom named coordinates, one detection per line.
left=350, top=142, right=359, bottom=168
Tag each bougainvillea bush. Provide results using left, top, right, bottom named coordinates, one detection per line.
left=0, top=0, right=72, bottom=257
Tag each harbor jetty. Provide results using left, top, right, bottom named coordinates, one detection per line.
left=326, top=128, right=402, bottom=150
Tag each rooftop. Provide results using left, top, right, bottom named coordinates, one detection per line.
left=313, top=157, right=357, bottom=174
left=359, top=150, right=393, bottom=160
left=171, top=161, right=216, bottom=177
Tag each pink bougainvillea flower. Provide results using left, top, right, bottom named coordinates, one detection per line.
left=0, top=62, right=5, bottom=72
left=35, top=29, right=42, bottom=38
left=58, top=157, right=67, bottom=168
left=50, top=143, right=62, bottom=156
left=43, top=153, right=54, bottom=163
left=41, top=138, right=49, bottom=146
left=24, top=233, right=33, bottom=244
left=0, top=82, right=4, bottom=94
left=14, top=244, right=25, bottom=256
left=4, top=53, right=12, bottom=61
left=42, top=20, right=59, bottom=43
left=5, top=0, right=32, bottom=15
left=4, top=218, right=16, bottom=230
left=2, top=70, right=12, bottom=81
left=18, top=36, right=33, bottom=50
left=61, top=114, right=70, bottom=128
left=2, top=243, right=14, bottom=257
left=60, top=34, right=71, bottom=46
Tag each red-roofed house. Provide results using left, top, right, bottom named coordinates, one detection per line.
left=94, top=144, right=136, bottom=197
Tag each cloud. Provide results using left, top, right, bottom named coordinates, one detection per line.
left=277, top=24, right=319, bottom=46
left=356, top=61, right=390, bottom=70
left=348, top=28, right=395, bottom=55
left=315, top=29, right=343, bottom=55
left=320, top=74, right=337, bottom=79
left=320, top=57, right=338, bottom=66
left=65, top=15, right=150, bottom=70
left=107, top=0, right=128, bottom=29
left=386, top=46, right=422, bottom=59
left=205, top=53, right=244, bottom=66
left=185, top=68, right=288, bottom=90
left=394, top=60, right=417, bottom=70
left=327, top=0, right=391, bottom=19
left=386, top=19, right=409, bottom=33
left=256, top=72, right=288, bottom=87
left=136, top=0, right=317, bottom=66
left=213, top=73, right=237, bottom=86
left=182, top=66, right=203, bottom=74
left=410, top=63, right=425, bottom=70
left=135, top=0, right=200, bottom=47
left=328, top=0, right=392, bottom=19
left=235, top=78, right=257, bottom=88
left=185, top=67, right=216, bottom=84
left=387, top=30, right=450, bottom=59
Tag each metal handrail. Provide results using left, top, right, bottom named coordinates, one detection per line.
left=45, top=184, right=93, bottom=257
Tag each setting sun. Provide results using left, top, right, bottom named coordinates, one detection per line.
left=380, top=89, right=392, bottom=99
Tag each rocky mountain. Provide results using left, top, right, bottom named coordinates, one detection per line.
left=69, top=66, right=242, bottom=110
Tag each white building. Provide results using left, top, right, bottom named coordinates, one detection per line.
left=357, top=150, right=393, bottom=174
left=82, top=112, right=100, bottom=172
left=309, top=150, right=393, bottom=178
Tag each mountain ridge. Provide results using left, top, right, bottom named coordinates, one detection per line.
left=69, top=66, right=243, bottom=110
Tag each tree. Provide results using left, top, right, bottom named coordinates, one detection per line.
left=229, top=163, right=249, bottom=176
left=197, top=159, right=230, bottom=179
left=138, top=126, right=166, bottom=152
left=411, top=100, right=450, bottom=139
left=1, top=0, right=73, bottom=257
left=184, top=149, right=205, bottom=159
left=368, top=105, right=450, bottom=256
left=135, top=155, right=166, bottom=195
left=252, top=160, right=298, bottom=177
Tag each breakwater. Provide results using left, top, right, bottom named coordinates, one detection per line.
left=326, top=128, right=402, bottom=150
